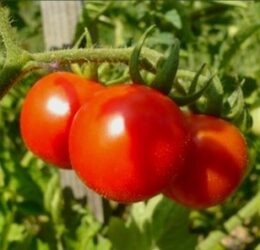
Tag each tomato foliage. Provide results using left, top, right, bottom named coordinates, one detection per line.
left=1, top=1, right=260, bottom=250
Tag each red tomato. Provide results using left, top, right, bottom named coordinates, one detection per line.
left=164, top=114, right=248, bottom=208
left=69, top=84, right=188, bottom=203
left=20, top=72, right=104, bottom=169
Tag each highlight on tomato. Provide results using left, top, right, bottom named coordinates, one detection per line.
left=164, top=114, right=248, bottom=209
left=69, top=84, right=189, bottom=203
left=20, top=71, right=104, bottom=169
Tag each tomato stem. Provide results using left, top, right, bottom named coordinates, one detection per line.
left=31, top=47, right=159, bottom=73
left=0, top=7, right=21, bottom=57
left=0, top=7, right=32, bottom=99
left=0, top=5, right=214, bottom=101
left=198, top=191, right=260, bottom=249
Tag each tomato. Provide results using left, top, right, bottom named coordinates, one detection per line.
left=164, top=114, right=248, bottom=208
left=69, top=84, right=188, bottom=203
left=20, top=71, right=104, bottom=169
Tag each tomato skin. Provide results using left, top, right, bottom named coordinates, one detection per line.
left=69, top=84, right=188, bottom=203
left=164, top=114, right=248, bottom=209
left=20, top=72, right=104, bottom=169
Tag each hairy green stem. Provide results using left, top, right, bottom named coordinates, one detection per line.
left=0, top=7, right=32, bottom=99
left=31, top=47, right=161, bottom=73
left=0, top=51, right=31, bottom=99
left=0, top=5, right=211, bottom=101
left=0, top=7, right=21, bottom=56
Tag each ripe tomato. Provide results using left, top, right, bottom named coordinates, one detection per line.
left=20, top=71, right=104, bottom=169
left=164, top=114, right=248, bottom=208
left=69, top=84, right=188, bottom=203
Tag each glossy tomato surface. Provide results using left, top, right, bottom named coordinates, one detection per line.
left=164, top=114, right=248, bottom=208
left=20, top=71, right=103, bottom=169
left=69, top=84, right=188, bottom=203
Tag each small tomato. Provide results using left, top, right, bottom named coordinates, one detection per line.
left=164, top=114, right=248, bottom=208
left=20, top=71, right=104, bottom=168
left=69, top=84, right=188, bottom=203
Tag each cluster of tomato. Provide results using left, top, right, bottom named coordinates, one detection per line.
left=20, top=71, right=248, bottom=209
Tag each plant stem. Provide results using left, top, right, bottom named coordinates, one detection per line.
left=31, top=47, right=161, bottom=73
left=0, top=51, right=31, bottom=99
left=224, top=192, right=260, bottom=232
left=197, top=192, right=260, bottom=250
left=0, top=7, right=31, bottom=99
left=0, top=7, right=21, bottom=57
left=0, top=6, right=209, bottom=100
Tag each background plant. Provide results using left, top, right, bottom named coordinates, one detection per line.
left=1, top=1, right=260, bottom=250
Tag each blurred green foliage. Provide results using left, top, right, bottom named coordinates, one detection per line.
left=1, top=1, right=260, bottom=250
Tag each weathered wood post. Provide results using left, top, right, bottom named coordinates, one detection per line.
left=40, top=1, right=105, bottom=223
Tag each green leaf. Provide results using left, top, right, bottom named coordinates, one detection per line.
left=7, top=223, right=26, bottom=242
left=131, top=195, right=162, bottom=231
left=50, top=187, right=63, bottom=225
left=219, top=23, right=260, bottom=71
left=4, top=160, right=43, bottom=205
left=234, top=108, right=253, bottom=132
left=108, top=196, right=197, bottom=250
left=211, top=0, right=248, bottom=8
left=96, top=237, right=112, bottom=250
left=148, top=32, right=175, bottom=47
left=44, top=173, right=59, bottom=212
left=108, top=217, right=142, bottom=250
left=36, top=239, right=49, bottom=250
left=188, top=64, right=207, bottom=95
left=222, top=86, right=244, bottom=120
left=129, top=25, right=156, bottom=85
left=151, top=198, right=197, bottom=250
left=151, top=40, right=180, bottom=94
left=203, top=74, right=224, bottom=116
left=75, top=215, right=101, bottom=250
left=170, top=73, right=213, bottom=106
left=165, top=9, right=182, bottom=29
